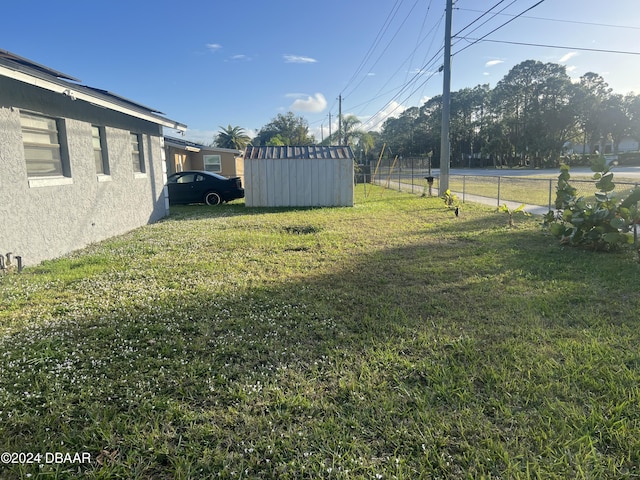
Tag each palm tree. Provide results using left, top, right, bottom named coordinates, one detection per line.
left=353, top=131, right=375, bottom=160
left=341, top=115, right=362, bottom=146
left=213, top=125, right=251, bottom=150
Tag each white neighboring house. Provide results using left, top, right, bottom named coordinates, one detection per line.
left=618, top=137, right=640, bottom=153
left=566, top=137, right=639, bottom=155
left=0, top=49, right=186, bottom=268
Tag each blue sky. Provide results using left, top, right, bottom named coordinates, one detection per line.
left=2, top=0, right=639, bottom=145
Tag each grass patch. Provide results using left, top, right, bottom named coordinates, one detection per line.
left=1, top=185, right=639, bottom=479
left=448, top=174, right=640, bottom=208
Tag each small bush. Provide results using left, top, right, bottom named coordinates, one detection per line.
left=543, top=156, right=640, bottom=250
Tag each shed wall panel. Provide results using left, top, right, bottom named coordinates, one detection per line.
left=244, top=156, right=354, bottom=208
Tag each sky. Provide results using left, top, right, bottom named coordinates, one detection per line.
left=2, top=0, right=639, bottom=145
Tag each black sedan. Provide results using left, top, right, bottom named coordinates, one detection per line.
left=166, top=171, right=244, bottom=206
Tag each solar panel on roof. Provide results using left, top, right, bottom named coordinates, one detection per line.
left=0, top=48, right=80, bottom=82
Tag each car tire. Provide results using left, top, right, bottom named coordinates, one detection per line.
left=204, top=191, right=222, bottom=206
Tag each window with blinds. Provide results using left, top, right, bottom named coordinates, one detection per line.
left=92, top=125, right=109, bottom=175
left=20, top=112, right=67, bottom=177
left=131, top=132, right=144, bottom=173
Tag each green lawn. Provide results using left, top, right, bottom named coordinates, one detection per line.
left=447, top=175, right=640, bottom=209
left=1, top=186, right=639, bottom=479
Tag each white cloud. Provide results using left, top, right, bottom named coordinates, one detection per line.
left=361, top=100, right=406, bottom=132
left=227, top=54, right=251, bottom=62
left=559, top=52, right=578, bottom=63
left=283, top=54, right=318, bottom=64
left=288, top=93, right=327, bottom=113
left=206, top=43, right=222, bottom=52
left=485, top=59, right=504, bottom=67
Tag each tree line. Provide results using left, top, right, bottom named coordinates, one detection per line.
left=379, top=60, right=640, bottom=168
left=213, top=60, right=640, bottom=168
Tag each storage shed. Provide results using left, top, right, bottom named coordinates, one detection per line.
left=244, top=145, right=355, bottom=207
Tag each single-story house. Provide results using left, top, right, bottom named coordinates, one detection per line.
left=566, top=137, right=639, bottom=155
left=244, top=145, right=355, bottom=207
left=0, top=49, right=186, bottom=267
left=164, top=136, right=244, bottom=184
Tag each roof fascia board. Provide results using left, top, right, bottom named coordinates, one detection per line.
left=163, top=137, right=243, bottom=155
left=0, top=64, right=187, bottom=132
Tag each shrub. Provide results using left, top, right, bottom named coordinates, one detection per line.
left=498, top=203, right=530, bottom=227
left=543, top=156, right=640, bottom=250
left=442, top=189, right=459, bottom=208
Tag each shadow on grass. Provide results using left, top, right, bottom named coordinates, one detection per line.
left=1, top=206, right=639, bottom=478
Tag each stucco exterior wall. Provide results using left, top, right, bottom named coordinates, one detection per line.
left=0, top=78, right=168, bottom=267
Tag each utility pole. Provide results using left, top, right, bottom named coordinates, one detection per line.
left=328, top=113, right=332, bottom=143
left=338, top=94, right=343, bottom=146
left=439, top=0, right=453, bottom=193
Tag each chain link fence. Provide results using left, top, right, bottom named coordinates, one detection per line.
left=364, top=156, right=640, bottom=212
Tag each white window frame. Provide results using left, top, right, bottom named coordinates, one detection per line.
left=131, top=132, right=145, bottom=174
left=20, top=111, right=70, bottom=180
left=92, top=125, right=109, bottom=177
left=203, top=154, right=221, bottom=173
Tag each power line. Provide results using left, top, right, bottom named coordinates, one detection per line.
left=340, top=0, right=405, bottom=99
left=453, top=0, right=512, bottom=37
left=455, top=8, right=640, bottom=30
left=405, top=0, right=435, bottom=84
left=450, top=0, right=520, bottom=55
left=362, top=52, right=443, bottom=132
left=459, top=37, right=640, bottom=56
left=452, top=0, right=519, bottom=45
left=343, top=0, right=422, bottom=100
left=351, top=9, right=445, bottom=118
left=453, top=0, right=547, bottom=56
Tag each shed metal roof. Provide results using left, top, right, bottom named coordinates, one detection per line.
left=164, top=136, right=243, bottom=155
left=245, top=145, right=354, bottom=160
left=0, top=49, right=186, bottom=132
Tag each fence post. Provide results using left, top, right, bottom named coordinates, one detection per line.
left=411, top=157, right=414, bottom=194
left=497, top=176, right=501, bottom=206
left=548, top=179, right=553, bottom=211
left=463, top=176, right=466, bottom=203
left=635, top=181, right=638, bottom=245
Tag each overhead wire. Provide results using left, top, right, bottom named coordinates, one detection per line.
left=453, top=0, right=511, bottom=37
left=339, top=0, right=405, bottom=101
left=325, top=0, right=445, bottom=135
left=354, top=0, right=522, bottom=131
left=453, top=0, right=548, bottom=56
left=405, top=0, right=435, bottom=84
left=362, top=48, right=444, bottom=131
left=450, top=0, right=521, bottom=52
left=458, top=38, right=640, bottom=56
left=343, top=0, right=422, bottom=100
left=343, top=0, right=635, bottom=136
left=351, top=9, right=445, bottom=117
left=455, top=8, right=640, bottom=31
left=358, top=0, right=548, bottom=132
